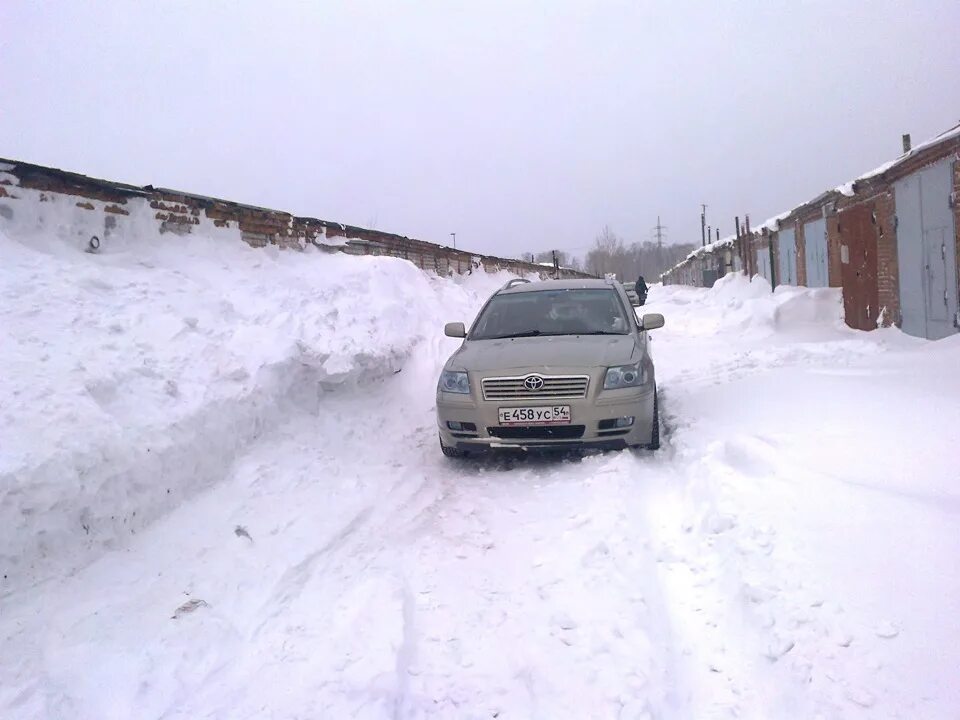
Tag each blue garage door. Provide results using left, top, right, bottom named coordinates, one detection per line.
left=755, top=246, right=771, bottom=281
left=894, top=158, right=959, bottom=339
left=803, top=217, right=829, bottom=287
left=777, top=227, right=797, bottom=286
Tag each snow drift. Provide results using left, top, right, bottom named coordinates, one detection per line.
left=2, top=233, right=960, bottom=718
left=0, top=227, right=513, bottom=597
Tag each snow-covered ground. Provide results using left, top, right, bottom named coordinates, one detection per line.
left=1, top=228, right=959, bottom=719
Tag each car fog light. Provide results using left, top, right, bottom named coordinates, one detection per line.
left=615, top=416, right=635, bottom=428
left=447, top=421, right=463, bottom=431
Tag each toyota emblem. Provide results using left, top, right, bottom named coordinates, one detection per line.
left=524, top=375, right=545, bottom=391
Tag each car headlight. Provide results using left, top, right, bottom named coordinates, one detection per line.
left=603, top=362, right=646, bottom=390
left=439, top=370, right=471, bottom=394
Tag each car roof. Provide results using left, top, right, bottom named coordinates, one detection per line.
left=499, top=278, right=619, bottom=295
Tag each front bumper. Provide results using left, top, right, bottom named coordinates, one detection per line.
left=437, top=378, right=656, bottom=452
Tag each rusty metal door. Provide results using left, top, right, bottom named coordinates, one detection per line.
left=777, top=227, right=797, bottom=285
left=803, top=217, right=829, bottom=287
left=894, top=158, right=959, bottom=339
left=839, top=205, right=880, bottom=330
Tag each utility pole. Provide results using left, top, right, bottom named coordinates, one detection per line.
left=450, top=232, right=456, bottom=249
left=707, top=225, right=712, bottom=245
left=700, top=203, right=708, bottom=247
left=733, top=215, right=750, bottom=277
left=767, top=229, right=777, bottom=293
left=552, top=249, right=559, bottom=279
left=745, top=214, right=752, bottom=277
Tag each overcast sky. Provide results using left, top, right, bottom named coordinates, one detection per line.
left=3, top=1, right=959, bottom=259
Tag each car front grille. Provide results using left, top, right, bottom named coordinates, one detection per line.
left=488, top=425, right=586, bottom=440
left=481, top=374, right=590, bottom=401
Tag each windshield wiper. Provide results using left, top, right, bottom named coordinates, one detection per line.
left=483, top=329, right=624, bottom=339
left=486, top=329, right=544, bottom=339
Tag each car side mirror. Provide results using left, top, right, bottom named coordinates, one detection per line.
left=630, top=297, right=641, bottom=307
left=641, top=313, right=665, bottom=330
left=444, top=322, right=467, bottom=338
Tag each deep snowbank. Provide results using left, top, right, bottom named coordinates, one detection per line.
left=645, top=280, right=960, bottom=718
left=3, top=256, right=960, bottom=718
left=0, top=228, right=513, bottom=596
left=657, top=274, right=847, bottom=338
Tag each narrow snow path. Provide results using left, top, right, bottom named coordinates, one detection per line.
left=3, top=278, right=959, bottom=720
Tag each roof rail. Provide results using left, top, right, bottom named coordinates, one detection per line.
left=500, top=278, right=532, bottom=291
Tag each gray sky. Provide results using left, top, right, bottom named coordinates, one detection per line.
left=3, top=1, right=959, bottom=259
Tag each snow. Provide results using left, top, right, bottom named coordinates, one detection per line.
left=755, top=209, right=791, bottom=233
left=904, top=122, right=960, bottom=158
left=0, top=217, right=513, bottom=595
left=668, top=121, right=960, bottom=277
left=836, top=122, right=960, bottom=196
left=684, top=233, right=737, bottom=263
left=667, top=211, right=792, bottom=277
left=835, top=160, right=898, bottom=197
left=2, top=227, right=960, bottom=719
left=314, top=229, right=349, bottom=248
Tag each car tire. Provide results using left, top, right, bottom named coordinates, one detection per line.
left=646, top=388, right=660, bottom=450
left=439, top=434, right=466, bottom=458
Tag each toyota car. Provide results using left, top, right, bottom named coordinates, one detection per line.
left=436, top=278, right=664, bottom=456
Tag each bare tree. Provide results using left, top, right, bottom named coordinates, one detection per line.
left=582, top=225, right=693, bottom=282
left=585, top=225, right=625, bottom=277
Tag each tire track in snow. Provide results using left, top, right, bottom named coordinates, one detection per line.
left=375, top=450, right=691, bottom=719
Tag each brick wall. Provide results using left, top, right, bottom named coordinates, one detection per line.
left=0, top=158, right=593, bottom=281
left=874, top=190, right=899, bottom=326
left=769, top=230, right=780, bottom=284
left=826, top=214, right=843, bottom=288
left=794, top=219, right=808, bottom=287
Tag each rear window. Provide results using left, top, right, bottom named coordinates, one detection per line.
left=470, top=288, right=630, bottom=340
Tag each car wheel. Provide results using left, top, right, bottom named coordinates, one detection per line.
left=439, top=433, right=466, bottom=458
left=646, top=388, right=660, bottom=450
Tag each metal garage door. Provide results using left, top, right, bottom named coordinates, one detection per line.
left=839, top=204, right=880, bottom=331
left=803, top=217, right=829, bottom=287
left=894, top=158, right=959, bottom=339
left=777, top=227, right=796, bottom=285
left=755, top=246, right=771, bottom=281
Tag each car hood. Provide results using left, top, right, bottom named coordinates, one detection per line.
left=450, top=334, right=637, bottom=372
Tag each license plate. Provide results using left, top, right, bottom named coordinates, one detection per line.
left=498, top=405, right=571, bottom=425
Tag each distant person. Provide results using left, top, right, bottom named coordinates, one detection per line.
left=635, top=274, right=648, bottom=306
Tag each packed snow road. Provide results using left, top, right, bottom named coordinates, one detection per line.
left=2, top=231, right=959, bottom=719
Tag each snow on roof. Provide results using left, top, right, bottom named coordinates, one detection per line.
left=835, top=160, right=898, bottom=197
left=685, top=234, right=737, bottom=262
left=755, top=210, right=792, bottom=233
left=661, top=206, right=810, bottom=278
left=662, top=122, right=960, bottom=280
left=835, top=122, right=960, bottom=196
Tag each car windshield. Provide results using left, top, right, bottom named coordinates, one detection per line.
left=470, top=288, right=631, bottom=339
